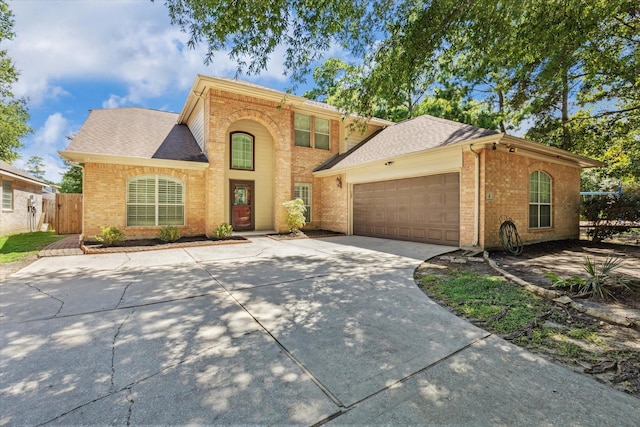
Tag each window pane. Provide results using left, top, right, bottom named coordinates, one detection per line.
left=127, top=205, right=155, bottom=226
left=159, top=179, right=183, bottom=204
left=128, top=178, right=155, bottom=204
left=159, top=205, right=184, bottom=225
left=315, top=133, right=330, bottom=150
left=231, top=133, right=253, bottom=170
left=2, top=180, right=12, bottom=210
left=529, top=178, right=538, bottom=202
left=529, top=205, right=538, bottom=228
left=295, top=130, right=311, bottom=147
left=315, top=118, right=329, bottom=134
left=540, top=205, right=551, bottom=227
left=294, top=114, right=311, bottom=131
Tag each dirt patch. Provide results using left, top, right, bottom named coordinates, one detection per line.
left=0, top=254, right=39, bottom=280
left=82, top=235, right=248, bottom=254
left=490, top=240, right=640, bottom=310
left=415, top=251, right=640, bottom=398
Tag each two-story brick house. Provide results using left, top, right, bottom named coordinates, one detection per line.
left=61, top=75, right=600, bottom=250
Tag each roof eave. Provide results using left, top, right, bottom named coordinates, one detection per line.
left=0, top=170, right=46, bottom=186
left=59, top=151, right=210, bottom=171
left=314, top=133, right=504, bottom=177
left=500, top=135, right=603, bottom=168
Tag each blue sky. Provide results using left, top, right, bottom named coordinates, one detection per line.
left=6, top=0, right=323, bottom=183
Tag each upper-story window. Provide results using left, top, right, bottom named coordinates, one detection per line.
left=294, top=113, right=330, bottom=150
left=230, top=132, right=255, bottom=170
left=529, top=170, right=552, bottom=228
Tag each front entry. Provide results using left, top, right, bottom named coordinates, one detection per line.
left=230, top=180, right=254, bottom=231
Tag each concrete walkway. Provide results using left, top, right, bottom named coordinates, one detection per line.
left=1, top=237, right=638, bottom=425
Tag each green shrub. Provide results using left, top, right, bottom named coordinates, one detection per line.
left=213, top=223, right=233, bottom=239
left=95, top=226, right=125, bottom=247
left=548, top=256, right=635, bottom=299
left=158, top=226, right=181, bottom=243
left=581, top=190, right=640, bottom=242
left=282, top=198, right=306, bottom=233
left=579, top=256, right=633, bottom=299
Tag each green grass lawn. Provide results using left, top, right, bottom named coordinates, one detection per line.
left=0, top=232, right=66, bottom=263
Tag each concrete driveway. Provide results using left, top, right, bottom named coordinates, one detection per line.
left=1, top=236, right=638, bottom=426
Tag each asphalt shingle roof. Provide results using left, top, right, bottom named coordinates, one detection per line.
left=0, top=160, right=46, bottom=184
left=66, top=108, right=207, bottom=162
left=329, top=115, right=499, bottom=170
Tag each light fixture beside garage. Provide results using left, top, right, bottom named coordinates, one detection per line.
left=336, top=176, right=342, bottom=188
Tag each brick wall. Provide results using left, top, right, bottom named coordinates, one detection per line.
left=317, top=173, right=349, bottom=233
left=82, top=163, right=206, bottom=239
left=480, top=149, right=581, bottom=249
left=206, top=89, right=339, bottom=232
left=291, top=118, right=340, bottom=229
left=0, top=176, right=42, bottom=235
left=459, top=150, right=477, bottom=248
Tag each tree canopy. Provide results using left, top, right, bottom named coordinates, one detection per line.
left=162, top=0, right=639, bottom=183
left=25, top=155, right=45, bottom=179
left=60, top=158, right=83, bottom=193
left=0, top=0, right=31, bottom=162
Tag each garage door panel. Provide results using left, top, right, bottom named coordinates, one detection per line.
left=353, top=173, right=460, bottom=246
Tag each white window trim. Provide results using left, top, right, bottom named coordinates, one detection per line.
left=314, top=117, right=330, bottom=150
left=294, top=113, right=330, bottom=150
left=529, top=171, right=552, bottom=229
left=126, top=175, right=185, bottom=227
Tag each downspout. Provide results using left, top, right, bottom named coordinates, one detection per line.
left=469, top=144, right=480, bottom=247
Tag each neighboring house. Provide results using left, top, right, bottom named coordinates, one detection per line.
left=61, top=75, right=601, bottom=250
left=0, top=160, right=46, bottom=236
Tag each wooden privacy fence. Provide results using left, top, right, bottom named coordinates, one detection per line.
left=56, top=193, right=83, bottom=234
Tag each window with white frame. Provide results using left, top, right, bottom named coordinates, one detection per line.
left=314, top=117, right=330, bottom=150
left=2, top=180, right=12, bottom=210
left=230, top=132, right=254, bottom=170
left=127, top=175, right=184, bottom=226
left=529, top=170, right=552, bottom=228
left=294, top=114, right=312, bottom=147
left=294, top=113, right=330, bottom=150
left=294, top=183, right=312, bottom=223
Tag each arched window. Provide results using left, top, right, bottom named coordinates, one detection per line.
left=529, top=171, right=552, bottom=228
left=127, top=175, right=184, bottom=226
left=230, top=132, right=254, bottom=170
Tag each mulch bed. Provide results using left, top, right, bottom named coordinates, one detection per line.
left=81, top=235, right=248, bottom=254
left=489, top=240, right=640, bottom=310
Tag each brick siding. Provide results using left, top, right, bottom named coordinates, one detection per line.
left=460, top=148, right=581, bottom=250
left=82, top=163, right=205, bottom=239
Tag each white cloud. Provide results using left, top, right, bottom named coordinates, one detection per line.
left=34, top=113, right=69, bottom=146
left=6, top=0, right=290, bottom=108
left=102, top=95, right=128, bottom=109
left=16, top=113, right=75, bottom=183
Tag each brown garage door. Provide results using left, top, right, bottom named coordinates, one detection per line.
left=353, top=173, right=460, bottom=245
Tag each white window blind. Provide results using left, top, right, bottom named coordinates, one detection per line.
left=127, top=175, right=184, bottom=226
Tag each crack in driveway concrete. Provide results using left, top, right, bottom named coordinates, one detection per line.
left=26, top=283, right=64, bottom=317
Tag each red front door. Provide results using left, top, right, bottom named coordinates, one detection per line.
left=231, top=181, right=254, bottom=231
